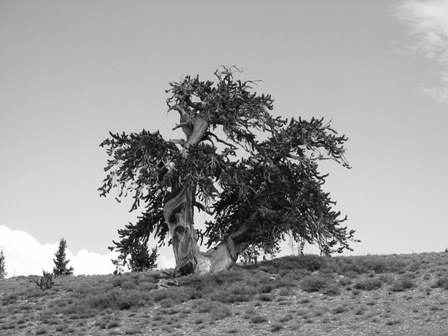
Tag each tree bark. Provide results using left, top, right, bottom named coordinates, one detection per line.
left=163, top=116, right=247, bottom=276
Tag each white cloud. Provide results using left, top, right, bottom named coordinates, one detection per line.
left=155, top=245, right=176, bottom=270
left=396, top=0, right=448, bottom=103
left=0, top=225, right=117, bottom=277
left=0, top=225, right=176, bottom=278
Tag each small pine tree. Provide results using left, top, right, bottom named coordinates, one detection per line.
left=0, top=250, right=7, bottom=279
left=129, top=243, right=158, bottom=272
left=53, top=238, right=74, bottom=276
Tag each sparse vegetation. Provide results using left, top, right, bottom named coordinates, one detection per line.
left=1, top=252, right=448, bottom=335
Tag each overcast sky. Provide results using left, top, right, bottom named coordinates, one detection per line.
left=1, top=0, right=448, bottom=277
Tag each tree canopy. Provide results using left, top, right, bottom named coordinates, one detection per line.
left=0, top=250, right=6, bottom=279
left=99, top=66, right=356, bottom=274
left=53, top=238, right=74, bottom=276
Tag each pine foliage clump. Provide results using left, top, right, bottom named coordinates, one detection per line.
left=129, top=244, right=158, bottom=272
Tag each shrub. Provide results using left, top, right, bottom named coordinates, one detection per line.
left=297, top=255, right=326, bottom=272
left=250, top=315, right=268, bottom=324
left=194, top=300, right=231, bottom=320
left=140, top=282, right=158, bottom=291
left=257, top=283, right=274, bottom=293
left=300, top=273, right=331, bottom=292
left=276, top=275, right=299, bottom=288
left=435, top=276, right=448, bottom=290
left=177, top=270, right=244, bottom=297
left=209, top=283, right=256, bottom=303
left=332, top=306, right=348, bottom=314
left=101, top=283, right=115, bottom=292
left=378, top=274, right=394, bottom=285
left=355, top=306, right=367, bottom=315
left=271, top=323, right=283, bottom=332
left=87, top=290, right=148, bottom=310
left=386, top=319, right=401, bottom=326
left=336, top=255, right=407, bottom=275
left=210, top=303, right=231, bottom=320
left=159, top=298, right=176, bottom=308
left=278, top=314, right=293, bottom=323
left=150, top=287, right=199, bottom=304
left=322, top=284, right=341, bottom=296
left=121, top=281, right=138, bottom=290
left=390, top=275, right=414, bottom=292
left=32, top=271, right=55, bottom=291
left=338, top=276, right=352, bottom=286
left=111, top=277, right=124, bottom=288
left=257, top=293, right=275, bottom=301
left=278, top=287, right=292, bottom=296
left=354, top=278, right=382, bottom=291
left=35, top=326, right=49, bottom=334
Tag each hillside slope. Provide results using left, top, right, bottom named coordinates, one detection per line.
left=1, top=252, right=448, bottom=335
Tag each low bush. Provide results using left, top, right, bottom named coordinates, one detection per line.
left=257, top=283, right=274, bottom=293
left=354, top=278, right=383, bottom=291
left=159, top=298, right=176, bottom=308
left=322, top=284, right=341, bottom=296
left=270, top=323, right=283, bottom=332
left=250, top=315, right=268, bottom=324
left=194, top=300, right=231, bottom=319
left=390, top=275, right=414, bottom=292
left=121, top=281, right=138, bottom=290
left=86, top=290, right=149, bottom=310
left=209, top=283, right=257, bottom=304
left=31, top=271, right=55, bottom=291
left=257, top=293, right=275, bottom=301
left=277, top=287, right=293, bottom=296
left=332, top=305, right=348, bottom=314
left=334, top=255, right=407, bottom=275
left=435, top=276, right=448, bottom=290
left=140, top=281, right=157, bottom=291
left=300, top=273, right=332, bottom=293
left=150, top=287, right=200, bottom=304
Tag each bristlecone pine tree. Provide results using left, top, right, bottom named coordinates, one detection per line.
left=0, top=250, right=7, bottom=279
left=100, top=66, right=356, bottom=276
left=53, top=238, right=74, bottom=276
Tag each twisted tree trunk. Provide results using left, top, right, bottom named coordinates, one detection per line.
left=163, top=116, right=246, bottom=276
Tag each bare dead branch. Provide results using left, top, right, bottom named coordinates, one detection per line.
left=168, top=104, right=187, bottom=116
left=169, top=139, right=186, bottom=146
left=207, top=132, right=237, bottom=149
left=193, top=201, right=214, bottom=215
left=172, top=122, right=190, bottom=131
